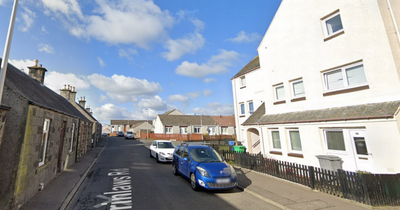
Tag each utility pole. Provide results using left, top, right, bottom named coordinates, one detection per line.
left=0, top=0, right=19, bottom=105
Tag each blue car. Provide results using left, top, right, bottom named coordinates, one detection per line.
left=172, top=143, right=237, bottom=191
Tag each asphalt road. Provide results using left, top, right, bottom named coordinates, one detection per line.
left=66, top=137, right=280, bottom=210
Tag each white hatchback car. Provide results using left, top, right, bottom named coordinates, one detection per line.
left=150, top=140, right=175, bottom=163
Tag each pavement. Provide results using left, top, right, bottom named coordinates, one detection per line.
left=19, top=138, right=400, bottom=210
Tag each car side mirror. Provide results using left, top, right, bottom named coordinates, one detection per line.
left=183, top=157, right=189, bottom=162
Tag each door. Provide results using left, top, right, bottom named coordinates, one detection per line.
left=57, top=121, right=66, bottom=172
left=179, top=147, right=190, bottom=178
left=349, top=130, right=373, bottom=172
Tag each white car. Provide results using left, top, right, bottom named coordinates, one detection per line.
left=150, top=140, right=175, bottom=163
left=125, top=131, right=134, bottom=139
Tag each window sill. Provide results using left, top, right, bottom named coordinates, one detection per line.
left=269, top=151, right=282, bottom=155
left=239, top=115, right=246, bottom=118
left=291, top=96, right=306, bottom=102
left=288, top=153, right=304, bottom=158
left=273, top=100, right=286, bottom=105
left=324, top=30, right=345, bottom=42
left=323, top=85, right=369, bottom=96
left=240, top=86, right=246, bottom=89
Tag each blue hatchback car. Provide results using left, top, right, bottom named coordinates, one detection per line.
left=172, top=143, right=237, bottom=191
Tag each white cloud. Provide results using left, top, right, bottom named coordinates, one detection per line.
left=119, top=48, right=138, bottom=60
left=97, top=56, right=105, bottom=67
left=204, top=78, right=216, bottom=83
left=137, top=95, right=167, bottom=111
left=226, top=31, right=261, bottom=43
left=38, top=43, right=54, bottom=54
left=93, top=103, right=129, bottom=123
left=87, top=74, right=162, bottom=103
left=41, top=26, right=49, bottom=34
left=41, top=0, right=84, bottom=19
left=203, top=89, right=213, bottom=96
left=162, top=32, right=205, bottom=61
left=44, top=71, right=90, bottom=92
left=168, top=94, right=188, bottom=102
left=9, top=59, right=35, bottom=74
left=99, top=95, right=108, bottom=102
left=175, top=49, right=240, bottom=78
left=68, top=0, right=174, bottom=49
left=19, top=7, right=36, bottom=32
left=192, top=102, right=234, bottom=116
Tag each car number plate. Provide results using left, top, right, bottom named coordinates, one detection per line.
left=216, top=178, right=230, bottom=184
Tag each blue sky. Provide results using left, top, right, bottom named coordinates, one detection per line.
left=0, top=0, right=281, bottom=124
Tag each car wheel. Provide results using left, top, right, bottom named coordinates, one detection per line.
left=156, top=154, right=160, bottom=163
left=172, top=163, right=179, bottom=176
left=190, top=173, right=199, bottom=191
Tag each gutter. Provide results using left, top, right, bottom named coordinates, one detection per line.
left=387, top=0, right=400, bottom=47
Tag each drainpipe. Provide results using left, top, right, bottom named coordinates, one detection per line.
left=75, top=119, right=81, bottom=162
left=387, top=0, right=400, bottom=46
left=259, top=125, right=266, bottom=157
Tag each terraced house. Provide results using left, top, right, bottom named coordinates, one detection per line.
left=0, top=60, right=99, bottom=210
left=232, top=0, right=400, bottom=173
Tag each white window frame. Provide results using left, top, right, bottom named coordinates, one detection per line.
left=180, top=126, right=188, bottom=134
left=39, top=119, right=51, bottom=167
left=323, top=129, right=347, bottom=154
left=248, top=101, right=254, bottom=114
left=165, top=126, right=173, bottom=134
left=323, top=62, right=367, bottom=92
left=269, top=129, right=282, bottom=151
left=194, top=126, right=201, bottom=134
left=239, top=103, right=245, bottom=116
left=273, top=84, right=285, bottom=102
left=290, top=79, right=305, bottom=98
left=221, top=126, right=228, bottom=135
left=322, top=10, right=344, bottom=38
left=208, top=127, right=216, bottom=135
left=240, top=76, right=246, bottom=87
left=69, top=123, right=75, bottom=152
left=287, top=129, right=302, bottom=154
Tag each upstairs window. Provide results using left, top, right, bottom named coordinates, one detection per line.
left=248, top=101, right=254, bottom=114
left=322, top=10, right=344, bottom=39
left=273, top=84, right=285, bottom=102
left=240, top=76, right=246, bottom=88
left=240, top=103, right=245, bottom=116
left=291, top=79, right=305, bottom=98
left=323, top=62, right=367, bottom=92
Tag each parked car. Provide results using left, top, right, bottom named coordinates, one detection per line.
left=172, top=143, right=237, bottom=191
left=149, top=140, right=175, bottom=163
left=117, top=131, right=124, bottom=137
left=125, top=131, right=134, bottom=139
left=102, top=133, right=107, bottom=137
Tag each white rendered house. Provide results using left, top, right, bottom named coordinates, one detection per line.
left=231, top=0, right=400, bottom=173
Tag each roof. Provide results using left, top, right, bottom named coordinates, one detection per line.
left=110, top=120, right=146, bottom=125
left=210, top=116, right=235, bottom=126
left=243, top=101, right=400, bottom=125
left=161, top=109, right=183, bottom=115
left=2, top=58, right=90, bottom=120
left=231, top=55, right=260, bottom=80
left=159, top=115, right=216, bottom=126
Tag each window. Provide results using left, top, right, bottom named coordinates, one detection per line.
left=274, top=84, right=285, bottom=101
left=208, top=127, right=216, bottom=135
left=69, top=123, right=75, bottom=152
left=354, top=137, right=368, bottom=155
left=324, top=130, right=346, bottom=151
left=194, top=126, right=201, bottom=134
left=270, top=130, right=281, bottom=150
left=239, top=103, right=245, bottom=115
left=180, top=126, right=188, bottom=134
left=323, top=62, right=367, bottom=92
left=221, top=127, right=228, bottom=135
left=288, top=129, right=302, bottom=152
left=248, top=101, right=254, bottom=114
left=165, top=126, right=172, bottom=134
left=240, top=76, right=246, bottom=87
left=39, top=119, right=51, bottom=166
left=291, top=79, right=305, bottom=98
left=322, top=11, right=343, bottom=38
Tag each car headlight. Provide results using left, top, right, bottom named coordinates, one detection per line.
left=159, top=152, right=165, bottom=156
left=196, top=166, right=211, bottom=177
left=229, top=165, right=237, bottom=177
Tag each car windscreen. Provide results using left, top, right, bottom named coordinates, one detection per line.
left=127, top=132, right=133, bottom=134
left=189, top=148, right=223, bottom=163
left=158, top=142, right=175, bottom=149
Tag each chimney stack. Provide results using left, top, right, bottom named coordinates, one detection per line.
left=79, top=97, right=86, bottom=108
left=28, top=59, right=47, bottom=84
left=60, top=84, right=71, bottom=100
left=69, top=86, right=77, bottom=103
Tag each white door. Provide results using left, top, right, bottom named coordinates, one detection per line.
left=349, top=130, right=373, bottom=172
